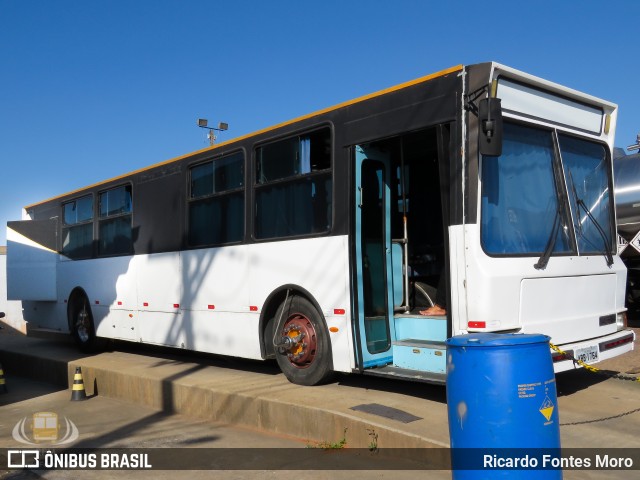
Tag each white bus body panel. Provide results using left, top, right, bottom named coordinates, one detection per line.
left=58, top=255, right=134, bottom=338
left=456, top=224, right=632, bottom=370
left=464, top=223, right=626, bottom=342
left=519, top=275, right=617, bottom=339
left=51, top=235, right=354, bottom=373
left=497, top=78, right=605, bottom=135
left=6, top=227, right=57, bottom=301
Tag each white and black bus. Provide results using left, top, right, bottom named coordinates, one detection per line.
left=7, top=62, right=634, bottom=385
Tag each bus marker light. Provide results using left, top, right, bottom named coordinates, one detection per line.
left=329, top=327, right=339, bottom=333
left=173, top=304, right=180, bottom=308
left=601, top=334, right=634, bottom=351
left=468, top=321, right=486, bottom=328
left=208, top=304, right=215, bottom=310
left=129, top=314, right=133, bottom=318
left=334, top=309, right=345, bottom=315
left=95, top=300, right=100, bottom=305
left=250, top=306, right=258, bottom=312
left=552, top=351, right=570, bottom=362
left=143, top=302, right=149, bottom=307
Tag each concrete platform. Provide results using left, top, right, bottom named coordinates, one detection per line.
left=0, top=330, right=450, bottom=450
left=1, top=326, right=639, bottom=454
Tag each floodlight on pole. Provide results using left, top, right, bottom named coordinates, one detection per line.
left=197, top=118, right=229, bottom=146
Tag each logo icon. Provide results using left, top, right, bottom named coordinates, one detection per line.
left=7, top=450, right=40, bottom=469
left=12, top=411, right=79, bottom=445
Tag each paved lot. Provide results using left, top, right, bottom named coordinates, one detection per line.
left=0, top=376, right=450, bottom=480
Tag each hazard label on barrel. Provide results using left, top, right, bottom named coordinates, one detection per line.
left=539, top=395, right=555, bottom=422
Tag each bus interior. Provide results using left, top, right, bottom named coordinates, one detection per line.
left=355, top=125, right=450, bottom=379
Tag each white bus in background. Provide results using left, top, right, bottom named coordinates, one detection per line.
left=7, top=62, right=634, bottom=385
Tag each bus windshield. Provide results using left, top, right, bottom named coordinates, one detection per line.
left=481, top=122, right=614, bottom=259
left=559, top=134, right=614, bottom=257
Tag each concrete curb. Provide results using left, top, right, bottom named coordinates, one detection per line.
left=0, top=333, right=450, bottom=450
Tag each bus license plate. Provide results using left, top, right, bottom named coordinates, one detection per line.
left=575, top=345, right=599, bottom=364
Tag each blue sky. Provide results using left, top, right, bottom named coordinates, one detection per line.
left=1, top=0, right=639, bottom=246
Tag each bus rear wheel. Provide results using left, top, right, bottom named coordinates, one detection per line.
left=274, top=296, right=333, bottom=386
left=69, top=294, right=102, bottom=352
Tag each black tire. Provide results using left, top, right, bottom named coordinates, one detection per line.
left=68, top=294, right=103, bottom=353
left=273, top=296, right=334, bottom=386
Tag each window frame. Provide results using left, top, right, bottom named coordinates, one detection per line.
left=187, top=150, right=246, bottom=248
left=557, top=130, right=616, bottom=255
left=61, top=194, right=95, bottom=259
left=479, top=120, right=615, bottom=259
left=97, top=183, right=133, bottom=257
left=252, top=125, right=333, bottom=241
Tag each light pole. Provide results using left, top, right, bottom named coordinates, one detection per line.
left=197, top=119, right=228, bottom=146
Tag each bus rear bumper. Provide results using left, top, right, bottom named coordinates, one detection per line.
left=551, top=329, right=636, bottom=373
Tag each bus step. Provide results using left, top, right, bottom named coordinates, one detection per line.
left=393, top=315, right=447, bottom=342
left=391, top=340, right=446, bottom=374
left=363, top=365, right=446, bottom=384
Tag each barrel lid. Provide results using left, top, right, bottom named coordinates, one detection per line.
left=446, top=332, right=550, bottom=347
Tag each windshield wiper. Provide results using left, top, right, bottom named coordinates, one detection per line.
left=534, top=206, right=561, bottom=270
left=568, top=171, right=614, bottom=267
left=535, top=135, right=572, bottom=270
left=574, top=197, right=614, bottom=267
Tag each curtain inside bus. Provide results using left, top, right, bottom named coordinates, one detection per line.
left=480, top=122, right=614, bottom=258
left=481, top=123, right=572, bottom=255
left=558, top=134, right=613, bottom=255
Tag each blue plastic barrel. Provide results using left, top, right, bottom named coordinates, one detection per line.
left=446, top=333, right=561, bottom=479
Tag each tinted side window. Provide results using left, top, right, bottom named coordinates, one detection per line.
left=254, top=128, right=332, bottom=239
left=188, top=152, right=245, bottom=246
left=62, top=195, right=93, bottom=259
left=98, top=185, right=133, bottom=256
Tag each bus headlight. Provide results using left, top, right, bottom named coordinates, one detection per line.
left=617, top=312, right=628, bottom=330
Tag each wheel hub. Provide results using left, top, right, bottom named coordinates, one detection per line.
left=76, top=307, right=90, bottom=343
left=280, top=313, right=317, bottom=368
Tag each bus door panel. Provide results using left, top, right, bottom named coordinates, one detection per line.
left=354, top=145, right=395, bottom=368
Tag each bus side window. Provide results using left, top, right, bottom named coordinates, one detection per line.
left=98, top=185, right=133, bottom=256
left=254, top=127, right=332, bottom=239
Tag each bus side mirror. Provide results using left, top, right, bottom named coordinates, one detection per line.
left=478, top=97, right=503, bottom=157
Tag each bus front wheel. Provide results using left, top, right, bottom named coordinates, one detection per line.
left=274, top=296, right=333, bottom=386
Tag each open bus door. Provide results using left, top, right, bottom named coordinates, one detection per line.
left=352, top=128, right=451, bottom=382
left=354, top=145, right=396, bottom=368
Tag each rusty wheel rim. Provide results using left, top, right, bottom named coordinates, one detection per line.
left=281, top=313, right=318, bottom=369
